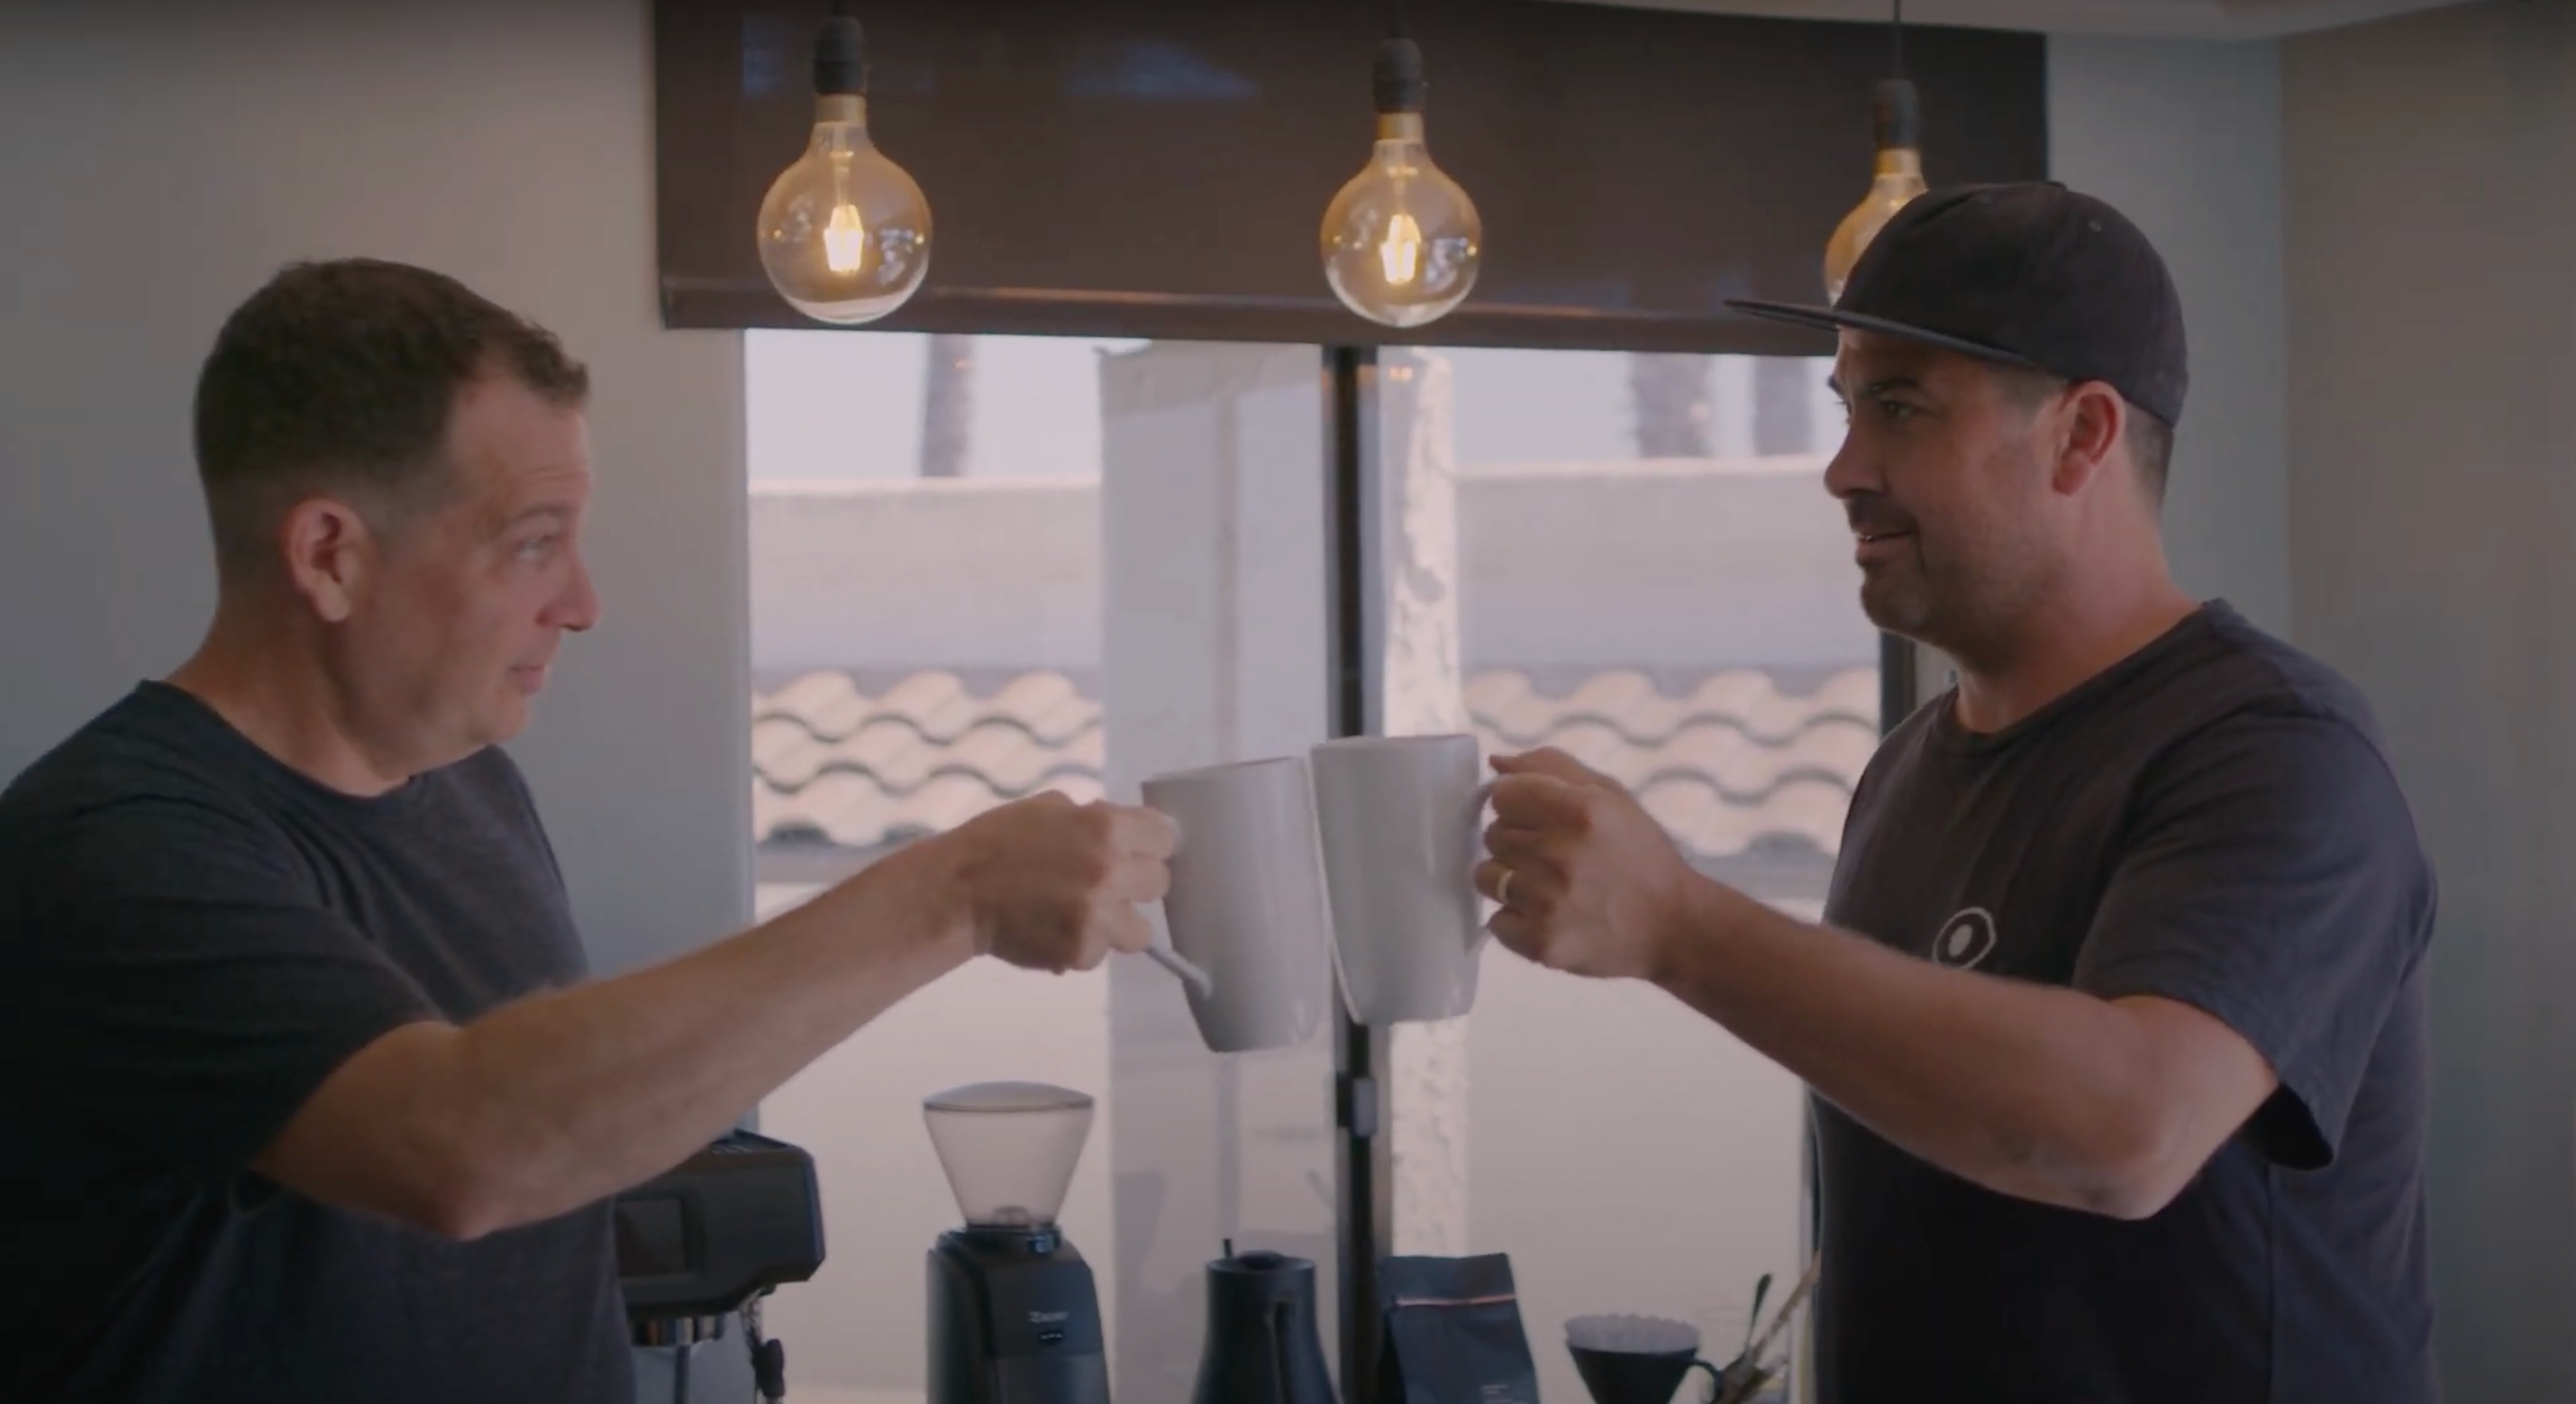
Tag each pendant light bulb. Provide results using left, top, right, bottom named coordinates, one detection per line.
left=1823, top=78, right=1927, bottom=305
left=757, top=5, right=932, bottom=324
left=1321, top=38, right=1481, bottom=329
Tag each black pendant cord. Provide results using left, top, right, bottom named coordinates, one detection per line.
left=1878, top=633, right=1918, bottom=742
left=1390, top=0, right=1412, bottom=41
left=812, top=0, right=866, bottom=97
left=1891, top=0, right=1906, bottom=79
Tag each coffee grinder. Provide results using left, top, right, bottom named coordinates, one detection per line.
left=924, top=1081, right=1111, bottom=1404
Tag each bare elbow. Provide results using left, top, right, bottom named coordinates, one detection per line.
left=2066, top=1115, right=2197, bottom=1222
left=2063, top=994, right=2281, bottom=1222
left=417, top=1170, right=516, bottom=1243
left=1992, top=1137, right=2182, bottom=1221
left=412, top=1109, right=557, bottom=1242
left=2077, top=1165, right=2186, bottom=1222
left=336, top=1135, right=516, bottom=1242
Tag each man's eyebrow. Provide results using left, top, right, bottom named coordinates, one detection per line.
left=487, top=503, right=573, bottom=538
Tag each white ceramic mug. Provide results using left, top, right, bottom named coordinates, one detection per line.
left=1308, top=734, right=1490, bottom=1026
left=1139, top=758, right=1334, bottom=1053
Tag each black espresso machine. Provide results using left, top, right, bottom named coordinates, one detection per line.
left=615, top=1129, right=826, bottom=1404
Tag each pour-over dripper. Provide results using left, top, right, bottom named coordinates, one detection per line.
left=1565, top=1314, right=1725, bottom=1404
left=923, top=1080, right=1094, bottom=1227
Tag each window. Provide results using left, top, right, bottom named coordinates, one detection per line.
left=746, top=331, right=1342, bottom=1404
left=741, top=333, right=1871, bottom=1404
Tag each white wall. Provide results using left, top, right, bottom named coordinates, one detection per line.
left=2285, top=5, right=2576, bottom=1397
left=751, top=460, right=1875, bottom=677
left=0, top=0, right=751, bottom=977
left=751, top=479, right=1100, bottom=675
left=1460, top=459, right=1873, bottom=670
left=2049, top=33, right=2291, bottom=638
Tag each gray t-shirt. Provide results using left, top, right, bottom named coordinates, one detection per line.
left=0, top=682, right=631, bottom=1403
left=1815, top=601, right=2437, bottom=1404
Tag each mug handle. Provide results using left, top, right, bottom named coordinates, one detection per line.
left=1687, top=1357, right=1728, bottom=1403
left=1467, top=779, right=1497, bottom=932
left=1472, top=779, right=1496, bottom=834
left=1306, top=776, right=1370, bottom=1023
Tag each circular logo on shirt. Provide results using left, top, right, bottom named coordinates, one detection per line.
left=1932, top=907, right=1999, bottom=970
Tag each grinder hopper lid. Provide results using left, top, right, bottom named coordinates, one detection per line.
left=923, top=1081, right=1095, bottom=1227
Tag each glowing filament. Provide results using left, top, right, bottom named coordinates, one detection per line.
left=824, top=203, right=866, bottom=274
left=1379, top=212, right=1424, bottom=286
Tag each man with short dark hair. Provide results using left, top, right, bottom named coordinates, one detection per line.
left=1476, top=185, right=2438, bottom=1402
left=0, top=259, right=1178, bottom=1402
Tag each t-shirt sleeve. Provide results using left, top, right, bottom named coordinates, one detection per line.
left=2071, top=709, right=2434, bottom=1172
left=15, top=792, right=442, bottom=1190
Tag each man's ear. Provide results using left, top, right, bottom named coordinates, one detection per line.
left=2048, top=380, right=2126, bottom=497
left=277, top=497, right=377, bottom=624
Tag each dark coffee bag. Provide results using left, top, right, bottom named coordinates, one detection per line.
left=1373, top=1254, right=1542, bottom=1404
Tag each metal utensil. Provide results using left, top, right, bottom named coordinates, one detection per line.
left=1744, top=1254, right=1821, bottom=1375
left=1709, top=1255, right=1819, bottom=1404
left=1739, top=1272, right=1772, bottom=1358
left=1143, top=944, right=1215, bottom=997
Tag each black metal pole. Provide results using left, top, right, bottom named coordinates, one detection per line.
left=1324, top=344, right=1392, bottom=1403
left=1877, top=631, right=1918, bottom=732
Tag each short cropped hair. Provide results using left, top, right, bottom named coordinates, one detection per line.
left=1996, top=363, right=2174, bottom=504
left=191, top=259, right=589, bottom=577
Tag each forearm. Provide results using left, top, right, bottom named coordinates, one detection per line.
left=436, top=837, right=976, bottom=1235
left=1653, top=880, right=2180, bottom=1217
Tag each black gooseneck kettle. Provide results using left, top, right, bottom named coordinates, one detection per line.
left=1191, top=1243, right=1336, bottom=1404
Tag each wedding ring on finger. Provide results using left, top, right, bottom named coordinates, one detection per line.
left=1494, top=865, right=1516, bottom=907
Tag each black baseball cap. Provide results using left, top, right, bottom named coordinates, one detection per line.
left=1728, top=182, right=2189, bottom=427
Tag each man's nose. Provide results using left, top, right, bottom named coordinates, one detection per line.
left=1821, top=429, right=1870, bottom=502
left=552, top=545, right=604, bottom=633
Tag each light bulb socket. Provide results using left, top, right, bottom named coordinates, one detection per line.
left=813, top=8, right=868, bottom=97
left=1872, top=77, right=1921, bottom=152
left=1373, top=37, right=1427, bottom=114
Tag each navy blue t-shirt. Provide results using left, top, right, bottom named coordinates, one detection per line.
left=1815, top=602, right=2438, bottom=1404
left=0, top=682, right=631, bottom=1403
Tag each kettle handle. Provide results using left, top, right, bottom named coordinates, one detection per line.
left=1267, top=1299, right=1295, bottom=1404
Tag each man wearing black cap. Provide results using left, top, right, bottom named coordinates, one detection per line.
left=1477, top=182, right=2437, bottom=1403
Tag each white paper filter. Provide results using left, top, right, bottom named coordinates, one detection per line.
left=1564, top=1313, right=1701, bottom=1355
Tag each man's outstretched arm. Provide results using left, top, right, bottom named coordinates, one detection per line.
left=258, top=794, right=1174, bottom=1239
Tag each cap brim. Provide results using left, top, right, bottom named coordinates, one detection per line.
left=1725, top=297, right=2042, bottom=371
